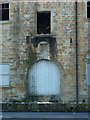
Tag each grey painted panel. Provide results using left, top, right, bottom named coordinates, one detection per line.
left=87, top=63, right=90, bottom=85
left=28, top=60, right=60, bottom=95
left=0, top=64, right=9, bottom=86
left=0, top=75, right=9, bottom=86
left=0, top=64, right=10, bottom=75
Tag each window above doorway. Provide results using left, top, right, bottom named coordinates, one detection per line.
left=0, top=3, right=9, bottom=21
left=37, top=11, right=51, bottom=34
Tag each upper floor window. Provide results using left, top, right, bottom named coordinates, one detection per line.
left=0, top=3, right=9, bottom=21
left=87, top=1, right=90, bottom=18
left=37, top=11, right=51, bottom=34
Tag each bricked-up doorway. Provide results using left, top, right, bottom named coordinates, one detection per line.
left=28, top=60, right=60, bottom=96
left=37, top=11, right=51, bottom=34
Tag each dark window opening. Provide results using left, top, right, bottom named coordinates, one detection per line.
left=0, top=3, right=9, bottom=21
left=37, top=12, right=51, bottom=34
left=87, top=1, right=90, bottom=18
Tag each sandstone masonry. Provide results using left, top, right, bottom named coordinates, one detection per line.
left=0, top=1, right=89, bottom=103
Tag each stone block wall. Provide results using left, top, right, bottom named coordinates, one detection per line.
left=0, top=1, right=89, bottom=103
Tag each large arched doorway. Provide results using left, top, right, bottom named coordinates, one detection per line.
left=28, top=60, right=60, bottom=96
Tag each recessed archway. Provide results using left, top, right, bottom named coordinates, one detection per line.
left=28, top=60, right=61, bottom=96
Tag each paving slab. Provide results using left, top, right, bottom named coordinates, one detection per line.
left=0, top=112, right=89, bottom=119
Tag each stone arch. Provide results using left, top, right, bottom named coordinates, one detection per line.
left=83, top=50, right=90, bottom=60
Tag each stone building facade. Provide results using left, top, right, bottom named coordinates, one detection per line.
left=0, top=0, right=90, bottom=104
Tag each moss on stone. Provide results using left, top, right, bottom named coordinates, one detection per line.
left=24, top=44, right=37, bottom=69
left=2, top=102, right=90, bottom=112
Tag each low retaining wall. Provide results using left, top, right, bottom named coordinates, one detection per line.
left=0, top=102, right=89, bottom=112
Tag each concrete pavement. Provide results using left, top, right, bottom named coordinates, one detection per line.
left=0, top=112, right=89, bottom=119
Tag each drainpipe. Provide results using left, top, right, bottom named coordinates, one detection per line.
left=75, top=1, right=79, bottom=105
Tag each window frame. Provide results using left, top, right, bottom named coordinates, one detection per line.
left=87, top=1, right=90, bottom=19
left=0, top=3, right=9, bottom=21
left=37, top=11, right=51, bottom=34
left=0, top=64, right=10, bottom=87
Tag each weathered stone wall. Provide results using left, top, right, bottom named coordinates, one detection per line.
left=77, top=3, right=88, bottom=102
left=0, top=1, right=89, bottom=103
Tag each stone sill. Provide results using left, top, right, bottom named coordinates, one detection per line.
left=0, top=86, right=15, bottom=88
left=0, top=21, right=12, bottom=24
left=34, top=34, right=56, bottom=38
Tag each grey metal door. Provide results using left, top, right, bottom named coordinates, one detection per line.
left=28, top=60, right=60, bottom=95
